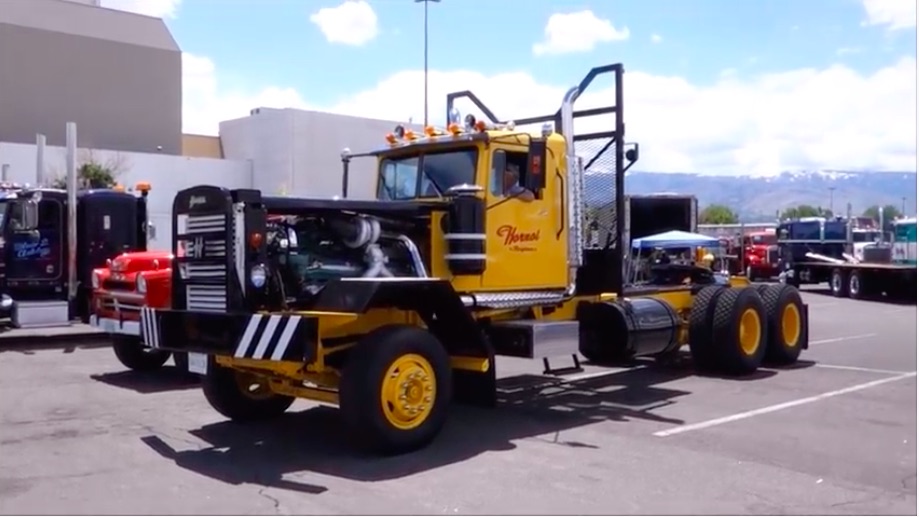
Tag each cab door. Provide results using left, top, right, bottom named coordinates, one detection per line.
left=481, top=147, right=568, bottom=291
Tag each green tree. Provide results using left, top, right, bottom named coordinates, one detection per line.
left=699, top=204, right=739, bottom=224
left=862, top=204, right=903, bottom=231
left=52, top=161, right=117, bottom=189
left=780, top=204, right=833, bottom=220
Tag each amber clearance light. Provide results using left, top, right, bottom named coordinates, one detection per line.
left=249, top=232, right=264, bottom=249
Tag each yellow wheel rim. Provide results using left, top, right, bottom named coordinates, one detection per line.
left=781, top=303, right=801, bottom=347
left=380, top=353, right=435, bottom=430
left=738, top=308, right=762, bottom=356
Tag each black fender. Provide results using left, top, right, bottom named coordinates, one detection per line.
left=313, top=278, right=497, bottom=407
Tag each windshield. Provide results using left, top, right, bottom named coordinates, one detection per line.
left=852, top=231, right=881, bottom=242
left=748, top=234, right=776, bottom=245
left=377, top=148, right=478, bottom=200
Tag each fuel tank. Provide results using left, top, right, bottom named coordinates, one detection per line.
left=578, top=296, right=681, bottom=359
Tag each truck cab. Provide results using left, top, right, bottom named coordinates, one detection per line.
left=743, top=230, right=779, bottom=280
left=0, top=182, right=154, bottom=325
left=371, top=121, right=570, bottom=294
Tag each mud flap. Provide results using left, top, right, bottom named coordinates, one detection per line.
left=452, top=354, right=498, bottom=408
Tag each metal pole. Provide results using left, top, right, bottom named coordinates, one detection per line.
left=36, top=133, right=46, bottom=186
left=66, top=122, right=78, bottom=306
left=829, top=187, right=835, bottom=215
left=1, top=164, right=8, bottom=182
left=415, top=0, right=440, bottom=127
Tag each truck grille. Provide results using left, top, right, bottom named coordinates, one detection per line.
left=766, top=247, right=779, bottom=264
left=183, top=213, right=229, bottom=313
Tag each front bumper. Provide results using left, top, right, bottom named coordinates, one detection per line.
left=140, top=308, right=319, bottom=363
left=89, top=314, right=141, bottom=336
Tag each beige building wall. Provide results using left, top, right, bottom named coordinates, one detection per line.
left=0, top=0, right=182, bottom=154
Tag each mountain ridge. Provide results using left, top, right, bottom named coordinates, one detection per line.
left=593, top=170, right=919, bottom=221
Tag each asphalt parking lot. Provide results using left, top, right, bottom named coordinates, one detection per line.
left=0, top=288, right=915, bottom=515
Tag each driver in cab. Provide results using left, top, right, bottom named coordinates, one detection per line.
left=503, top=163, right=535, bottom=202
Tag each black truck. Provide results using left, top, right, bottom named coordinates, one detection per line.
left=0, top=181, right=155, bottom=326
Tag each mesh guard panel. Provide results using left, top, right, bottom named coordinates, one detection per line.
left=578, top=137, right=619, bottom=251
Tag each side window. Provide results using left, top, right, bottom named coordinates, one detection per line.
left=490, top=149, right=529, bottom=197
left=38, top=200, right=62, bottom=231
left=378, top=157, right=419, bottom=200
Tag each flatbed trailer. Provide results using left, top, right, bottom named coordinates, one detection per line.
left=785, top=260, right=917, bottom=300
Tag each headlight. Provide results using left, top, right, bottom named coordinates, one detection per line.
left=136, top=273, right=147, bottom=294
left=250, top=264, right=267, bottom=288
left=92, top=271, right=101, bottom=289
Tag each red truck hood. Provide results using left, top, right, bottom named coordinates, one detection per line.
left=109, top=250, right=173, bottom=274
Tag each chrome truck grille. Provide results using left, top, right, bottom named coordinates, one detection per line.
left=766, top=246, right=779, bottom=265
left=182, top=213, right=229, bottom=313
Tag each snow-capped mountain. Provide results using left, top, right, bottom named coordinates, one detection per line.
left=583, top=170, right=917, bottom=221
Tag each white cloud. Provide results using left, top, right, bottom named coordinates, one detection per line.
left=861, top=0, right=917, bottom=30
left=181, top=53, right=312, bottom=135
left=309, top=0, right=379, bottom=46
left=182, top=54, right=917, bottom=175
left=651, top=33, right=663, bottom=43
left=533, top=10, right=630, bottom=56
left=100, top=0, right=181, bottom=18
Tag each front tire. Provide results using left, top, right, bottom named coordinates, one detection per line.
left=339, top=325, right=453, bottom=456
left=202, top=363, right=295, bottom=422
left=112, top=335, right=171, bottom=372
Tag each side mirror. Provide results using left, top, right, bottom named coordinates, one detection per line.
left=146, top=221, right=157, bottom=241
left=21, top=200, right=39, bottom=230
left=524, top=138, right=547, bottom=192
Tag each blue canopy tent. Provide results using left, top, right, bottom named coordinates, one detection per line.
left=631, top=229, right=720, bottom=250
left=626, top=230, right=723, bottom=285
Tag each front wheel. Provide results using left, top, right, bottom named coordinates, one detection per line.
left=339, top=325, right=453, bottom=456
left=202, top=363, right=295, bottom=422
left=112, top=335, right=171, bottom=372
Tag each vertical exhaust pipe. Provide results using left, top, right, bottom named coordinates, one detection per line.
left=36, top=134, right=46, bottom=186
left=560, top=86, right=583, bottom=293
left=65, top=122, right=78, bottom=310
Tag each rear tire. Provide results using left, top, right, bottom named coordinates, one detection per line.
left=711, top=287, right=767, bottom=375
left=847, top=270, right=864, bottom=300
left=688, top=285, right=727, bottom=371
left=830, top=268, right=848, bottom=297
left=202, top=363, right=295, bottom=422
left=756, top=284, right=806, bottom=365
left=339, top=325, right=452, bottom=456
left=112, top=335, right=171, bottom=372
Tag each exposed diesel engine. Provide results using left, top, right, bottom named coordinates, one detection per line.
left=264, top=213, right=426, bottom=306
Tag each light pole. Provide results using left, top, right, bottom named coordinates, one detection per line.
left=828, top=186, right=836, bottom=215
left=415, top=0, right=440, bottom=127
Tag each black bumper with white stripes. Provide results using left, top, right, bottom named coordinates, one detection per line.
left=140, top=307, right=319, bottom=362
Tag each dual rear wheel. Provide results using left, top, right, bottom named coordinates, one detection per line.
left=689, top=284, right=805, bottom=375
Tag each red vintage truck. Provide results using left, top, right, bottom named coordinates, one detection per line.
left=743, top=230, right=780, bottom=280
left=89, top=250, right=182, bottom=371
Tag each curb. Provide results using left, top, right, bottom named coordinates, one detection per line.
left=0, top=331, right=108, bottom=352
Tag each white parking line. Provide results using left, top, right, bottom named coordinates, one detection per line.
left=812, top=363, right=912, bottom=375
left=653, top=371, right=917, bottom=438
left=810, top=333, right=877, bottom=345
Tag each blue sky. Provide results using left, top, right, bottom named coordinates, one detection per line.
left=164, top=0, right=915, bottom=105
left=101, top=0, right=916, bottom=174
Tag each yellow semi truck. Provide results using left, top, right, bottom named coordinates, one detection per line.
left=140, top=63, right=809, bottom=455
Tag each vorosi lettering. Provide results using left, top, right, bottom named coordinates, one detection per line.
left=496, top=225, right=540, bottom=247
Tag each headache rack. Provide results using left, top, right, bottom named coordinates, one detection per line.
left=445, top=63, right=639, bottom=294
